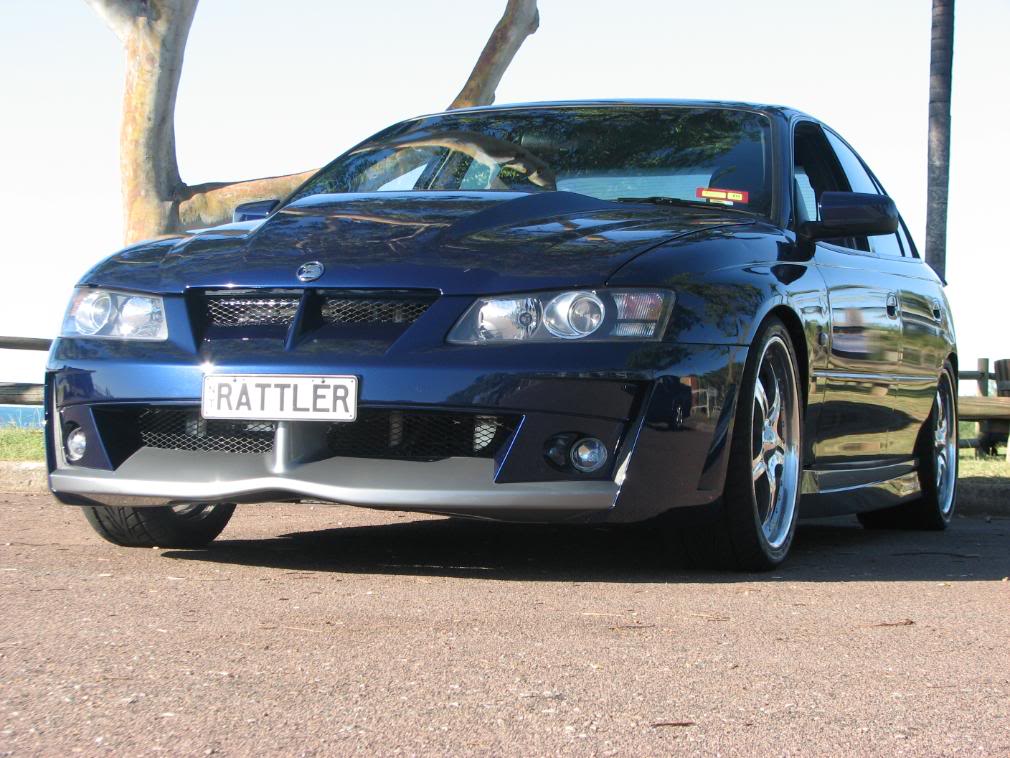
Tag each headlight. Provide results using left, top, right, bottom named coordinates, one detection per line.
left=61, top=288, right=168, bottom=341
left=447, top=288, right=674, bottom=344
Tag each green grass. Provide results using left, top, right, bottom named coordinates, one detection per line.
left=0, top=427, right=45, bottom=461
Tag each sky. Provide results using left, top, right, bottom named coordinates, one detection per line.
left=1, top=0, right=1008, bottom=384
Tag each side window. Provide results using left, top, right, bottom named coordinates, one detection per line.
left=824, top=130, right=904, bottom=257
left=792, top=122, right=868, bottom=251
left=896, top=220, right=919, bottom=259
left=377, top=163, right=427, bottom=192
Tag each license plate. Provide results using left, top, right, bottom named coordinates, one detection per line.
left=201, top=374, right=358, bottom=421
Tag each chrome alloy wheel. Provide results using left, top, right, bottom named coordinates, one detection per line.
left=750, top=335, right=801, bottom=549
left=933, top=375, right=957, bottom=516
left=170, top=503, right=212, bottom=517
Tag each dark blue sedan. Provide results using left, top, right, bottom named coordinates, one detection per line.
left=46, top=101, right=958, bottom=569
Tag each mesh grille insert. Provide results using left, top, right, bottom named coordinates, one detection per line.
left=321, top=297, right=431, bottom=325
left=326, top=409, right=519, bottom=461
left=138, top=408, right=275, bottom=454
left=205, top=294, right=300, bottom=327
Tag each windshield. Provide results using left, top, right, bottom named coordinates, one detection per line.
left=292, top=106, right=773, bottom=216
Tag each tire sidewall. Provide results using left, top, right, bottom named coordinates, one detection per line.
left=728, top=318, right=803, bottom=566
left=920, top=361, right=958, bottom=526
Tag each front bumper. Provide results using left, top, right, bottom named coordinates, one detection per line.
left=51, top=448, right=620, bottom=517
left=47, top=332, right=744, bottom=523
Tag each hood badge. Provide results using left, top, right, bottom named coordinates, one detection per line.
left=296, top=261, right=325, bottom=282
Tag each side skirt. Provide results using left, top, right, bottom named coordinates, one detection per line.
left=799, top=461, right=920, bottom=518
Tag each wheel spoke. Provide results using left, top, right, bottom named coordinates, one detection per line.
left=754, top=377, right=769, bottom=422
left=753, top=454, right=768, bottom=482
left=766, top=464, right=778, bottom=515
left=767, top=362, right=782, bottom=430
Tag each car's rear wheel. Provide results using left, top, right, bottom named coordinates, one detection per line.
left=858, top=361, right=958, bottom=530
left=677, top=317, right=803, bottom=570
left=81, top=503, right=235, bottom=548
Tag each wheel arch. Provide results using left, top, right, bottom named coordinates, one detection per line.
left=762, top=305, right=810, bottom=411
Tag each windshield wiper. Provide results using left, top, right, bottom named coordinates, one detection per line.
left=615, top=196, right=756, bottom=216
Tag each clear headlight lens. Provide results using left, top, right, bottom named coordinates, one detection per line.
left=61, top=288, right=168, bottom=341
left=448, top=288, right=674, bottom=344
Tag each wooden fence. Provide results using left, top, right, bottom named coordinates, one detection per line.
left=0, top=336, right=49, bottom=405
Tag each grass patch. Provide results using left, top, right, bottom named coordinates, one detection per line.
left=959, top=453, right=1009, bottom=478
left=0, top=427, right=45, bottom=462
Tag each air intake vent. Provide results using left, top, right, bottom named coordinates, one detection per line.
left=326, top=409, right=519, bottom=461
left=321, top=297, right=431, bottom=325
left=137, top=408, right=275, bottom=454
left=205, top=292, right=300, bottom=328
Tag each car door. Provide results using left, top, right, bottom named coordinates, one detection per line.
left=870, top=219, right=949, bottom=457
left=793, top=121, right=905, bottom=466
left=821, top=130, right=946, bottom=459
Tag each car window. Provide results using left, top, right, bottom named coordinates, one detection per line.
left=793, top=167, right=817, bottom=223
left=824, top=130, right=904, bottom=257
left=291, top=107, right=775, bottom=217
left=896, top=220, right=919, bottom=258
left=377, top=163, right=427, bottom=192
left=869, top=230, right=904, bottom=257
left=824, top=131, right=877, bottom=194
left=793, top=122, right=868, bottom=251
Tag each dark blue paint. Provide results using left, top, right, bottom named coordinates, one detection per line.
left=47, top=101, right=958, bottom=522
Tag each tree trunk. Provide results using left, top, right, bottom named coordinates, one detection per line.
left=449, top=0, right=539, bottom=109
left=925, top=0, right=954, bottom=281
left=87, top=0, right=540, bottom=243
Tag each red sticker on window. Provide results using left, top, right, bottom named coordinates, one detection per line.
left=696, top=187, right=750, bottom=204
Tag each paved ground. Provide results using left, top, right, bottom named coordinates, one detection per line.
left=2, top=494, right=1009, bottom=757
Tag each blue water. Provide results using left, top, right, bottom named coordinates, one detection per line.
left=0, top=405, right=44, bottom=428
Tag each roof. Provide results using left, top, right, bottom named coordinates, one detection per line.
left=406, top=99, right=811, bottom=123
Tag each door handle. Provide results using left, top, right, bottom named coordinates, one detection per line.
left=886, top=293, right=899, bottom=319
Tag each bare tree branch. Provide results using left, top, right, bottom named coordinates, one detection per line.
left=83, top=0, right=143, bottom=41
left=449, top=0, right=539, bottom=109
left=178, top=171, right=315, bottom=229
left=86, top=0, right=539, bottom=243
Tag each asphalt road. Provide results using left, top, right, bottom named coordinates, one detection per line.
left=2, top=494, right=1009, bottom=757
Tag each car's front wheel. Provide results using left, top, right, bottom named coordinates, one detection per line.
left=677, top=317, right=803, bottom=571
left=81, top=503, right=235, bottom=548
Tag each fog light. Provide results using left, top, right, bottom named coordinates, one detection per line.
left=570, top=437, right=608, bottom=473
left=65, top=427, right=87, bottom=462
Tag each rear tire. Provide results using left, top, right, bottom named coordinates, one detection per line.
left=81, top=503, right=235, bottom=548
left=858, top=361, right=958, bottom=531
left=676, top=317, right=803, bottom=571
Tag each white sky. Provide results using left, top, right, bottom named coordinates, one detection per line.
left=1, top=0, right=1007, bottom=384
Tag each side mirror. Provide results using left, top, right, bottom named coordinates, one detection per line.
left=232, top=199, right=279, bottom=223
left=800, top=191, right=898, bottom=240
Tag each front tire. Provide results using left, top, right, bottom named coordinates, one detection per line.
left=858, top=360, right=958, bottom=530
left=82, top=503, right=235, bottom=548
left=678, top=317, right=803, bottom=570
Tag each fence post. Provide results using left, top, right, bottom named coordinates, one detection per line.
left=977, top=358, right=990, bottom=396
left=975, top=359, right=989, bottom=458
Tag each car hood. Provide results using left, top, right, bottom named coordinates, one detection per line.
left=84, top=191, right=751, bottom=295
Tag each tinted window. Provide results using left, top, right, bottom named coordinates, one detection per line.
left=292, top=107, right=774, bottom=217
left=897, top=221, right=918, bottom=258
left=793, top=122, right=868, bottom=251
left=825, top=130, right=904, bottom=257
left=824, top=131, right=877, bottom=194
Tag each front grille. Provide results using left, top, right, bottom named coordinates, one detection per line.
left=137, top=408, right=275, bottom=454
left=199, top=289, right=436, bottom=333
left=326, top=409, right=519, bottom=461
left=321, top=297, right=430, bottom=325
left=205, top=293, right=299, bottom=327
